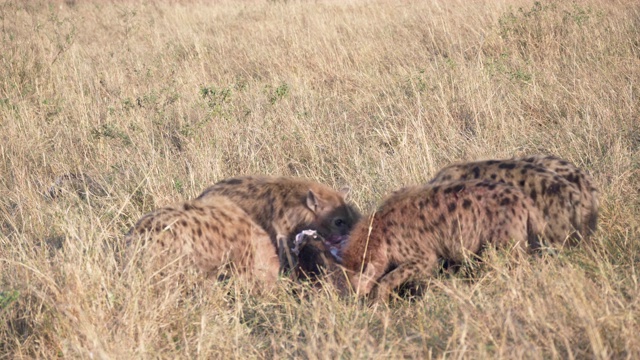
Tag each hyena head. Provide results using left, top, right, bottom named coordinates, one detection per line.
left=292, top=230, right=350, bottom=291
left=293, top=230, right=338, bottom=279
left=304, top=186, right=361, bottom=247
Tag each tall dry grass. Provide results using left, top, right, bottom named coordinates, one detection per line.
left=0, top=0, right=639, bottom=358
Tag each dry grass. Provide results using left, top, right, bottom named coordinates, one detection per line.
left=1, top=0, right=639, bottom=358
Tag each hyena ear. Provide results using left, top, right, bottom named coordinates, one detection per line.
left=306, top=190, right=319, bottom=213
left=339, top=187, right=350, bottom=200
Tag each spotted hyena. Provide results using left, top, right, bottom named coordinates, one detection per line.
left=197, top=176, right=360, bottom=271
left=516, top=154, right=599, bottom=239
left=304, top=180, right=545, bottom=301
left=428, top=156, right=591, bottom=247
left=125, top=195, right=280, bottom=286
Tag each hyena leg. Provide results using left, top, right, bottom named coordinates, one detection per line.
left=374, top=257, right=438, bottom=302
left=277, top=234, right=296, bottom=277
left=251, top=227, right=281, bottom=288
left=271, top=221, right=296, bottom=276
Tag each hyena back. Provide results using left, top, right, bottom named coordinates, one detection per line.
left=429, top=157, right=587, bottom=246
left=197, top=176, right=360, bottom=270
left=516, top=154, right=599, bottom=238
left=125, top=195, right=280, bottom=285
left=337, top=180, right=544, bottom=301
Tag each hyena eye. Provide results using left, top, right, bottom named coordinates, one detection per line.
left=334, top=218, right=345, bottom=227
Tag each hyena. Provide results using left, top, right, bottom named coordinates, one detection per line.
left=428, top=156, right=590, bottom=246
left=516, top=154, right=599, bottom=238
left=125, top=195, right=280, bottom=286
left=197, top=176, right=360, bottom=271
left=298, top=180, right=545, bottom=301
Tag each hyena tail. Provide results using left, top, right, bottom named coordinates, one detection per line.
left=585, top=189, right=600, bottom=238
left=586, top=207, right=599, bottom=238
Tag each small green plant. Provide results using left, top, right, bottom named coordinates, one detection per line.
left=45, top=4, right=77, bottom=65
left=269, top=83, right=289, bottom=104
left=414, top=69, right=428, bottom=93
left=0, top=290, right=19, bottom=311
left=563, top=4, right=594, bottom=26
left=200, top=85, right=232, bottom=107
left=484, top=52, right=532, bottom=84
left=91, top=123, right=132, bottom=146
left=122, top=98, right=136, bottom=111
left=199, top=85, right=234, bottom=120
left=233, top=77, right=248, bottom=91
left=0, top=98, right=14, bottom=110
left=510, top=68, right=531, bottom=82
left=498, top=1, right=554, bottom=43
left=173, top=179, right=184, bottom=194
left=138, top=91, right=159, bottom=108
left=403, top=69, right=433, bottom=98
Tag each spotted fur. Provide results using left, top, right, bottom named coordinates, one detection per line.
left=125, top=195, right=280, bottom=285
left=429, top=156, right=591, bottom=246
left=197, top=176, right=360, bottom=270
left=334, top=180, right=544, bottom=301
left=517, top=154, right=599, bottom=239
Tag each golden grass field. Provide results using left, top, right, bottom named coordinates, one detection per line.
left=1, top=0, right=639, bottom=358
